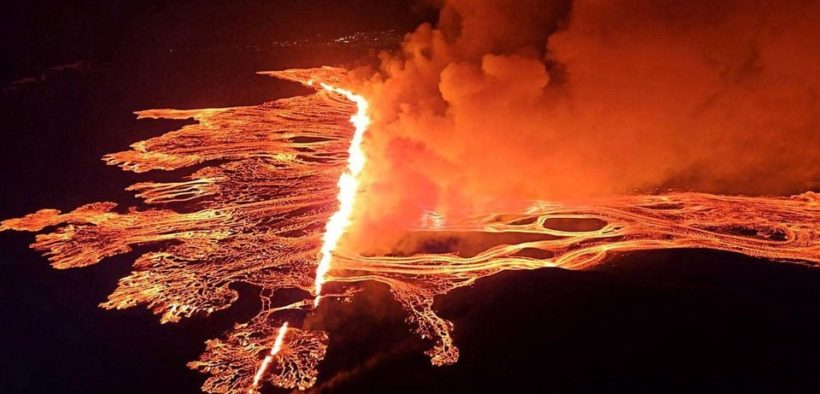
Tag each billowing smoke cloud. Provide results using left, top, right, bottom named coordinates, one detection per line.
left=346, top=0, right=820, bottom=251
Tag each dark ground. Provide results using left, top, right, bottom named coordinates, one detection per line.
left=2, top=2, right=820, bottom=393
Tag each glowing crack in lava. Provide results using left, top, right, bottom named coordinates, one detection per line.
left=2, top=67, right=819, bottom=393
left=312, top=80, right=370, bottom=306
left=250, top=322, right=288, bottom=392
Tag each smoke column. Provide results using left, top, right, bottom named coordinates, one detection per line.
left=346, top=0, right=820, bottom=251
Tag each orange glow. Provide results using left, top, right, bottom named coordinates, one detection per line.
left=2, top=67, right=817, bottom=393
left=249, top=322, right=288, bottom=392
left=313, top=82, right=370, bottom=306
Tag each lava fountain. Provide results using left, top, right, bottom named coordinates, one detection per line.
left=2, top=67, right=818, bottom=393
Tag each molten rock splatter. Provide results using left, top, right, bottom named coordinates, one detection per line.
left=2, top=67, right=818, bottom=393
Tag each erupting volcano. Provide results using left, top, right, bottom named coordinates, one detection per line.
left=2, top=66, right=818, bottom=392
left=3, top=1, right=820, bottom=393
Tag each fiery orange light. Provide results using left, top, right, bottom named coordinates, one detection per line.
left=1, top=67, right=817, bottom=393
left=249, top=322, right=288, bottom=392
left=313, top=82, right=370, bottom=306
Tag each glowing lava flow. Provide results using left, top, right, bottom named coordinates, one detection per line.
left=243, top=79, right=369, bottom=391
left=1, top=67, right=818, bottom=393
left=311, top=81, right=370, bottom=306
left=249, top=322, right=288, bottom=393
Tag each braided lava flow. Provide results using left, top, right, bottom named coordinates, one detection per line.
left=2, top=67, right=818, bottom=393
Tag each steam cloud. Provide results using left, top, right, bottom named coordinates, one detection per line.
left=346, top=0, right=820, bottom=251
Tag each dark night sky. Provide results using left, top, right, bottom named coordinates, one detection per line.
left=1, top=1, right=434, bottom=82
left=2, top=2, right=820, bottom=394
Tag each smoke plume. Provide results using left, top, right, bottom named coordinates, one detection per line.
left=346, top=0, right=820, bottom=251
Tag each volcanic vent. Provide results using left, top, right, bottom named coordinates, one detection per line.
left=3, top=66, right=819, bottom=393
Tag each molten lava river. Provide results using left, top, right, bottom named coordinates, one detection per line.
left=2, top=67, right=818, bottom=393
